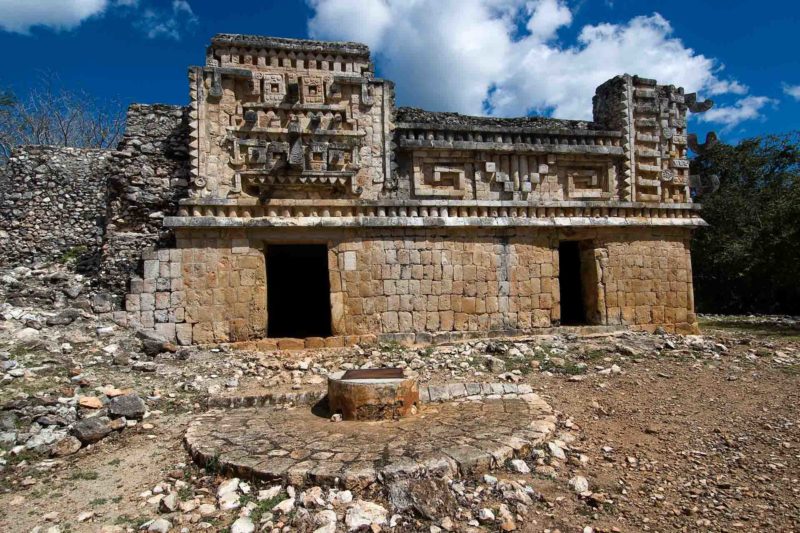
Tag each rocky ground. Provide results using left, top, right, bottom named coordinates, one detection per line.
left=1, top=264, right=799, bottom=532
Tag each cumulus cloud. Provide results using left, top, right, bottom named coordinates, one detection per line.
left=135, top=0, right=198, bottom=40
left=525, top=0, right=572, bottom=42
left=0, top=0, right=109, bottom=34
left=0, top=0, right=196, bottom=40
left=783, top=83, right=800, bottom=101
left=307, top=0, right=764, bottom=127
left=697, top=96, right=775, bottom=131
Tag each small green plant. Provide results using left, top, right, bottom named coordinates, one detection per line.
left=69, top=470, right=99, bottom=481
left=59, top=245, right=88, bottom=264
left=114, top=515, right=148, bottom=526
left=5, top=449, right=39, bottom=466
left=379, top=340, right=405, bottom=355
left=90, top=498, right=107, bottom=507
left=204, top=455, right=221, bottom=475
left=178, top=485, right=193, bottom=501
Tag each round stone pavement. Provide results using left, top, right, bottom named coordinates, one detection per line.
left=185, top=391, right=555, bottom=489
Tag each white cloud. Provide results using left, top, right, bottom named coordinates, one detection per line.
left=783, top=83, right=800, bottom=101
left=136, top=0, right=198, bottom=40
left=525, top=0, right=572, bottom=42
left=0, top=0, right=195, bottom=39
left=697, top=95, right=775, bottom=131
left=0, top=0, right=109, bottom=34
left=308, top=0, right=391, bottom=49
left=307, top=0, right=763, bottom=127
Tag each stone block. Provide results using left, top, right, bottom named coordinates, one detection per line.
left=140, top=293, right=155, bottom=312
left=140, top=311, right=155, bottom=328
left=143, top=260, right=159, bottom=279
left=155, top=323, right=176, bottom=341
left=125, top=294, right=141, bottom=312
left=278, top=338, right=306, bottom=350
left=175, top=323, right=193, bottom=345
left=155, top=292, right=170, bottom=310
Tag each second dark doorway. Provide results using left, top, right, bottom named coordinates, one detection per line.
left=266, top=244, right=332, bottom=338
left=558, top=241, right=587, bottom=325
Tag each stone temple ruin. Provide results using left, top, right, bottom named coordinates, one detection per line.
left=0, top=34, right=717, bottom=348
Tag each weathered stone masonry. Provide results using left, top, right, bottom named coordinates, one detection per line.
left=0, top=104, right=188, bottom=292
left=1, top=34, right=711, bottom=345
left=0, top=146, right=110, bottom=267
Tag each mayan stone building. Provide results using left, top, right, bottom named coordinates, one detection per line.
left=2, top=34, right=715, bottom=347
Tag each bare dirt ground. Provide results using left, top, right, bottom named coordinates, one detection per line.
left=1, top=265, right=799, bottom=532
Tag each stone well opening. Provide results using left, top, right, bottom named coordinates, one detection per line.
left=327, top=368, right=419, bottom=421
left=265, top=244, right=332, bottom=338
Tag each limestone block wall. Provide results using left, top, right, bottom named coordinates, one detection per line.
left=594, top=229, right=696, bottom=333
left=329, top=231, right=560, bottom=336
left=179, top=231, right=266, bottom=344
left=125, top=230, right=266, bottom=344
left=125, top=226, right=696, bottom=345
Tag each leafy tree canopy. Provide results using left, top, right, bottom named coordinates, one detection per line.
left=691, top=132, right=800, bottom=314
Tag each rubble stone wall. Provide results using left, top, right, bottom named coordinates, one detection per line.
left=0, top=104, right=189, bottom=297
left=99, top=104, right=189, bottom=293
left=0, top=146, right=110, bottom=267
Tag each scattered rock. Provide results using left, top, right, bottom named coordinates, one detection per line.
left=146, top=518, right=171, bottom=533
left=15, top=327, right=40, bottom=343
left=510, top=459, right=530, bottom=474
left=78, top=396, right=104, bottom=409
left=569, top=475, right=589, bottom=494
left=108, top=393, right=146, bottom=419
left=137, top=329, right=177, bottom=356
left=346, top=500, right=388, bottom=531
left=198, top=503, right=216, bottom=517
left=272, top=497, right=295, bottom=515
left=387, top=477, right=457, bottom=520
left=159, top=492, right=178, bottom=513
left=230, top=516, right=255, bottom=533
left=498, top=503, right=516, bottom=531
left=548, top=441, right=567, bottom=460
left=258, top=485, right=282, bottom=501
left=50, top=435, right=82, bottom=457
left=71, top=417, right=112, bottom=444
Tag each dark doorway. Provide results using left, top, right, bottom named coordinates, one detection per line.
left=266, top=244, right=332, bottom=338
left=559, top=241, right=586, bottom=325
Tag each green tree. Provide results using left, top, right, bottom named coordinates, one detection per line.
left=691, top=132, right=800, bottom=314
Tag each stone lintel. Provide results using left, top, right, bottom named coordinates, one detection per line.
left=177, top=198, right=702, bottom=210
left=164, top=215, right=708, bottom=229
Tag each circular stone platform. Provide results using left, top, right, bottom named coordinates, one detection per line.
left=185, top=392, right=555, bottom=489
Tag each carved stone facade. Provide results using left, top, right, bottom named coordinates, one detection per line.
left=117, top=34, right=710, bottom=345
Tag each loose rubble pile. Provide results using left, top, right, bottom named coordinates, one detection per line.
left=2, top=264, right=799, bottom=532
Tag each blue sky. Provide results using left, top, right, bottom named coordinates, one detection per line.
left=1, top=0, right=798, bottom=144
